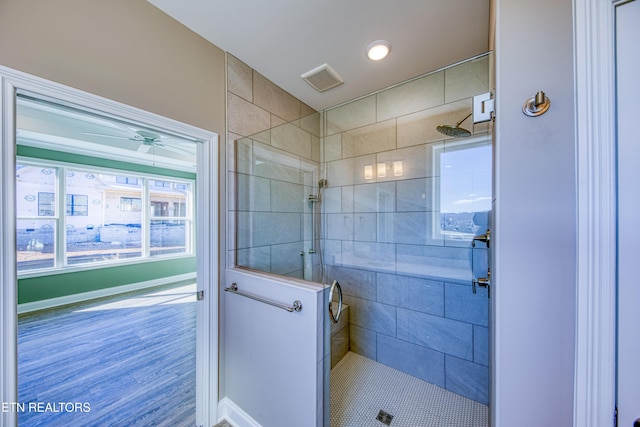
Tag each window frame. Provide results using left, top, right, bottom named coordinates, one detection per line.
left=16, top=156, right=195, bottom=277
left=431, top=135, right=492, bottom=242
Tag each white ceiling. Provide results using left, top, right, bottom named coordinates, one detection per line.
left=147, top=0, right=491, bottom=112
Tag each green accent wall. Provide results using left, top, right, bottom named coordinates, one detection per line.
left=17, top=145, right=197, bottom=305
left=18, top=257, right=196, bottom=304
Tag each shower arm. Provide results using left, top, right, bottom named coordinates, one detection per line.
left=455, top=112, right=473, bottom=127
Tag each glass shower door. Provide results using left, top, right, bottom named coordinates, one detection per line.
left=322, top=54, right=492, bottom=427
left=234, top=132, right=321, bottom=281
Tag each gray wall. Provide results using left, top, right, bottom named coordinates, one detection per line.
left=493, top=0, right=576, bottom=425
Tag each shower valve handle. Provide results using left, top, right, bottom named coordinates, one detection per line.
left=472, top=277, right=491, bottom=298
left=472, top=268, right=491, bottom=297
left=472, top=229, right=490, bottom=248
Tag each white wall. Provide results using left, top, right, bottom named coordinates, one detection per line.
left=493, top=0, right=576, bottom=426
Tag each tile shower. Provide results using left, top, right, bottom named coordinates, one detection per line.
left=228, top=53, right=491, bottom=406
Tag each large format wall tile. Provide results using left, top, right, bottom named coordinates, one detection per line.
left=325, top=95, right=376, bottom=136
left=327, top=213, right=354, bottom=241
left=322, top=187, right=342, bottom=213
left=271, top=122, right=312, bottom=160
left=444, top=355, right=489, bottom=405
left=376, top=144, right=431, bottom=181
left=253, top=71, right=301, bottom=122
left=353, top=182, right=396, bottom=212
left=396, top=244, right=471, bottom=281
left=444, top=282, right=489, bottom=327
left=342, top=119, right=396, bottom=159
left=341, top=241, right=396, bottom=273
left=227, top=54, right=253, bottom=102
left=396, top=178, right=433, bottom=212
left=236, top=174, right=271, bottom=212
left=350, top=324, right=377, bottom=360
left=228, top=93, right=271, bottom=137
left=236, top=246, right=270, bottom=273
left=340, top=186, right=354, bottom=213
left=326, top=154, right=376, bottom=187
left=397, top=99, right=471, bottom=148
left=251, top=142, right=303, bottom=184
left=377, top=273, right=444, bottom=317
left=346, top=296, right=396, bottom=336
left=473, top=325, right=489, bottom=367
left=444, top=55, right=489, bottom=104
left=270, top=180, right=304, bottom=213
left=323, top=133, right=342, bottom=162
left=377, top=335, right=445, bottom=388
left=353, top=213, right=377, bottom=242
left=270, top=241, right=305, bottom=275
left=326, top=265, right=377, bottom=301
left=253, top=212, right=301, bottom=246
left=397, top=308, right=473, bottom=361
left=300, top=110, right=321, bottom=137
left=376, top=71, right=444, bottom=122
left=378, top=212, right=429, bottom=245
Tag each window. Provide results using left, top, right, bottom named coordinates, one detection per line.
left=66, top=194, right=88, bottom=216
left=120, top=197, right=142, bottom=212
left=116, top=176, right=139, bottom=185
left=37, top=192, right=55, bottom=216
left=16, top=161, right=194, bottom=273
left=432, top=137, right=492, bottom=242
left=174, top=201, right=186, bottom=217
left=153, top=180, right=171, bottom=188
left=150, top=201, right=168, bottom=216
left=149, top=179, right=191, bottom=256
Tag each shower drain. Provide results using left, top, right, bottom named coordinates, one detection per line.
left=376, top=409, right=394, bottom=425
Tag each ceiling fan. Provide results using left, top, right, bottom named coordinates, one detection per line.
left=83, top=128, right=193, bottom=155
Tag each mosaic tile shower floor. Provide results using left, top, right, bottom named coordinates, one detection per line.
left=330, top=352, right=488, bottom=427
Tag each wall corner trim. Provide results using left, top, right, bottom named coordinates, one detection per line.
left=217, top=397, right=262, bottom=427
left=573, top=0, right=617, bottom=426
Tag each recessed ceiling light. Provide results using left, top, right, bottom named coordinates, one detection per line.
left=366, top=40, right=391, bottom=61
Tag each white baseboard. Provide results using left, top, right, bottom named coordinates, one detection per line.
left=17, top=272, right=196, bottom=314
left=217, top=397, right=262, bottom=427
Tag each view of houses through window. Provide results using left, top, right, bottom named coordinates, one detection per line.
left=16, top=161, right=194, bottom=272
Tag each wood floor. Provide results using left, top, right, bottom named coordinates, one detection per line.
left=17, top=282, right=197, bottom=427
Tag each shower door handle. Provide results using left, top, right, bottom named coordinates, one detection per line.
left=328, top=280, right=343, bottom=324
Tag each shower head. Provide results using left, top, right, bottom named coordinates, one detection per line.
left=436, top=112, right=472, bottom=138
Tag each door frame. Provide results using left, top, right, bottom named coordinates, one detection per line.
left=573, top=0, right=620, bottom=425
left=0, top=66, right=219, bottom=427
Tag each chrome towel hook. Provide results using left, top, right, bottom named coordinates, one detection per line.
left=523, top=90, right=550, bottom=117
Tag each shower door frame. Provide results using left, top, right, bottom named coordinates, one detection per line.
left=0, top=66, right=220, bottom=427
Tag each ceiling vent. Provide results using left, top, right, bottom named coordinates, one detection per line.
left=301, top=63, right=344, bottom=92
